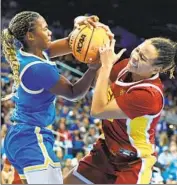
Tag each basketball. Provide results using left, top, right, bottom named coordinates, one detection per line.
left=69, top=25, right=110, bottom=63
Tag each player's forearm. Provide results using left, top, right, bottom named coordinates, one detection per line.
left=72, top=68, right=97, bottom=100
left=91, top=66, right=112, bottom=113
left=90, top=68, right=100, bottom=88
left=48, top=37, right=72, bottom=58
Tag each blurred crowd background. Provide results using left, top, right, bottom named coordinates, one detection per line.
left=1, top=0, right=177, bottom=184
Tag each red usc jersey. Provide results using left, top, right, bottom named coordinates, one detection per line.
left=102, top=59, right=164, bottom=158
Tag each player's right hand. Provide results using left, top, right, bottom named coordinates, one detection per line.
left=97, top=22, right=114, bottom=39
left=99, top=39, right=126, bottom=68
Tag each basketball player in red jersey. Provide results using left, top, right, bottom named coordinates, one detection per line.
left=64, top=37, right=177, bottom=184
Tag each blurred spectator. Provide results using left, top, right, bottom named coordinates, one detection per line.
left=62, top=167, right=70, bottom=178
left=71, top=152, right=84, bottom=167
left=158, top=132, right=169, bottom=154
left=169, top=141, right=177, bottom=160
left=59, top=106, right=70, bottom=118
left=165, top=93, right=175, bottom=107
left=83, top=125, right=99, bottom=146
left=151, top=166, right=164, bottom=184
left=163, top=160, right=177, bottom=184
left=1, top=158, right=22, bottom=184
left=64, top=159, right=72, bottom=171
left=158, top=146, right=173, bottom=168
left=57, top=119, right=72, bottom=142
left=166, top=171, right=177, bottom=184
left=1, top=124, right=8, bottom=164
left=72, top=132, right=85, bottom=157
left=1, top=164, right=14, bottom=184
left=55, top=146, right=64, bottom=161
left=171, top=134, right=177, bottom=143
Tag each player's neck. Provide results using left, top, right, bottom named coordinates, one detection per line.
left=24, top=47, right=45, bottom=59
left=131, top=72, right=153, bottom=82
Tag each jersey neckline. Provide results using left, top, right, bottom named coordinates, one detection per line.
left=19, top=48, right=55, bottom=65
left=115, top=67, right=159, bottom=87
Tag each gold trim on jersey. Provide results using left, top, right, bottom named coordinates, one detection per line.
left=137, top=156, right=156, bottom=184
left=23, top=127, right=60, bottom=173
left=19, top=174, right=26, bottom=179
left=126, top=116, right=155, bottom=158
left=107, top=87, right=114, bottom=122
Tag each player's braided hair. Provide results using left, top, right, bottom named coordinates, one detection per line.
left=1, top=11, right=40, bottom=87
left=149, top=37, right=177, bottom=79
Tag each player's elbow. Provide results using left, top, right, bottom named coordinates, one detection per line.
left=90, top=108, right=101, bottom=118
left=69, top=95, right=83, bottom=102
left=70, top=87, right=87, bottom=101
left=62, top=92, right=82, bottom=102
left=66, top=92, right=86, bottom=102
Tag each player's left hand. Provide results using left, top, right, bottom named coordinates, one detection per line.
left=99, top=39, right=127, bottom=68
left=74, top=16, right=114, bottom=39
left=74, top=15, right=99, bottom=29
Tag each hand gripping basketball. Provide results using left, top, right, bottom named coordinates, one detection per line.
left=69, top=25, right=110, bottom=64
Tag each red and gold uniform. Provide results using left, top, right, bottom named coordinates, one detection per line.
left=73, top=59, right=164, bottom=184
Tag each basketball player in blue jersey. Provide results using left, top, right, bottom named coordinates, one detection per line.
left=1, top=11, right=102, bottom=184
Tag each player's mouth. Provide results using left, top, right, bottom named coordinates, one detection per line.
left=48, top=37, right=52, bottom=42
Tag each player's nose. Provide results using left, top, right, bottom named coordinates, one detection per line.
left=48, top=29, right=52, bottom=36
left=132, top=52, right=139, bottom=61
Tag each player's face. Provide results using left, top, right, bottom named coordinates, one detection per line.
left=31, top=16, right=52, bottom=50
left=127, top=40, right=160, bottom=77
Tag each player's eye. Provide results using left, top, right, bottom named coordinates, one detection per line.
left=135, top=48, right=140, bottom=53
left=139, top=53, right=145, bottom=61
left=43, top=26, right=49, bottom=31
left=136, top=48, right=147, bottom=62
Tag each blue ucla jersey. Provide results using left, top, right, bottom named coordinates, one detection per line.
left=11, top=49, right=60, bottom=127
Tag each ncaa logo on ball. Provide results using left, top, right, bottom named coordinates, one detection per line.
left=76, top=34, right=86, bottom=53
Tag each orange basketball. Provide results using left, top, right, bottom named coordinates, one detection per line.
left=69, top=25, right=110, bottom=63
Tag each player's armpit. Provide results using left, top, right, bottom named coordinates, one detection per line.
left=91, top=98, right=128, bottom=119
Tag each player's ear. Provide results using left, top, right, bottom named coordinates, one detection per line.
left=153, top=66, right=162, bottom=74
left=26, top=32, right=35, bottom=41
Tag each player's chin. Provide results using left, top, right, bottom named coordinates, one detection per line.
left=44, top=41, right=52, bottom=49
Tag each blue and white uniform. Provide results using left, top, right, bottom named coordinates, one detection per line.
left=4, top=49, right=63, bottom=183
